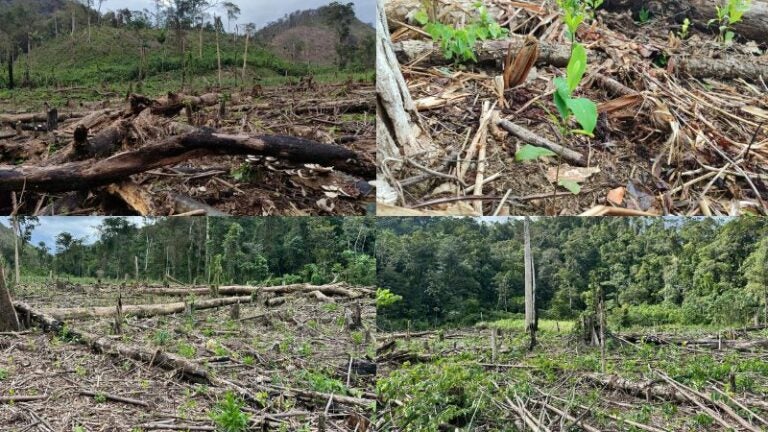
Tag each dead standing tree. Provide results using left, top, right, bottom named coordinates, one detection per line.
left=524, top=217, right=537, bottom=351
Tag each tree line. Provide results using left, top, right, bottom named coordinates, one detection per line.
left=376, top=217, right=768, bottom=330
left=1, top=216, right=375, bottom=287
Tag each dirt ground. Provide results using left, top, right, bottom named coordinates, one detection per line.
left=1, top=282, right=376, bottom=431
left=378, top=0, right=768, bottom=216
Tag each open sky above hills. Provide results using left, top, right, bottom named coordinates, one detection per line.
left=102, top=0, right=375, bottom=29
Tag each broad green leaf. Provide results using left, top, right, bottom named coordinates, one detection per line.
left=558, top=179, right=582, bottom=194
left=567, top=43, right=588, bottom=92
left=566, top=97, right=598, bottom=135
left=516, top=145, right=557, bottom=161
left=553, top=77, right=571, bottom=121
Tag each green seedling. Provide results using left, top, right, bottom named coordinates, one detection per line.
left=638, top=7, right=651, bottom=23
left=553, top=43, right=598, bottom=138
left=557, top=0, right=588, bottom=43
left=414, top=3, right=509, bottom=62
left=709, top=0, right=751, bottom=44
left=210, top=391, right=250, bottom=432
left=679, top=18, right=691, bottom=39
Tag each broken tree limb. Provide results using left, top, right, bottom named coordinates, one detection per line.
left=0, top=132, right=373, bottom=192
left=138, top=93, right=221, bottom=117
left=581, top=372, right=687, bottom=403
left=497, top=119, right=587, bottom=166
left=41, top=295, right=254, bottom=319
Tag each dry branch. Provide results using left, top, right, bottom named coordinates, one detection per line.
left=498, top=119, right=587, bottom=166
left=0, top=132, right=373, bottom=192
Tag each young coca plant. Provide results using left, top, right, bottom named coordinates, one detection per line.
left=709, top=0, right=751, bottom=44
left=515, top=43, right=597, bottom=195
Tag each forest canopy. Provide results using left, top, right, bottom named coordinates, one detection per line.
left=376, top=217, right=768, bottom=330
left=0, top=216, right=375, bottom=286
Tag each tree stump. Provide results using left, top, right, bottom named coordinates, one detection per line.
left=0, top=267, right=20, bottom=332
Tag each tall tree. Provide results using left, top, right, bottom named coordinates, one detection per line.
left=222, top=1, right=240, bottom=34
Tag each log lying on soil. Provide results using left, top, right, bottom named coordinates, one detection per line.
left=13, top=301, right=211, bottom=381
left=0, top=132, right=373, bottom=192
left=131, top=93, right=220, bottom=117
left=0, top=111, right=88, bottom=126
left=621, top=333, right=768, bottom=351
left=393, top=38, right=768, bottom=81
left=603, top=0, right=768, bottom=45
left=394, top=38, right=575, bottom=68
left=133, top=283, right=374, bottom=299
left=292, top=99, right=374, bottom=115
left=41, top=295, right=253, bottom=319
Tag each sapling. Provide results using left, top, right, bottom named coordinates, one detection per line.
left=709, top=0, right=751, bottom=44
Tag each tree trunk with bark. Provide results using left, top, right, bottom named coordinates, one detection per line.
left=524, top=217, right=537, bottom=350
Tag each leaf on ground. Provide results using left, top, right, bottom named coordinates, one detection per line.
left=516, top=144, right=557, bottom=161
left=558, top=179, right=581, bottom=194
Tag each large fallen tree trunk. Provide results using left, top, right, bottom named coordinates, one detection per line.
left=582, top=372, right=688, bottom=403
left=0, top=111, right=88, bottom=126
left=132, top=283, right=374, bottom=299
left=620, top=333, right=768, bottom=352
left=41, top=295, right=253, bottom=319
left=603, top=0, right=768, bottom=45
left=13, top=301, right=211, bottom=381
left=393, top=38, right=768, bottom=81
left=0, top=132, right=373, bottom=192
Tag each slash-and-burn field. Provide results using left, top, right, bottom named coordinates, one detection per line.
left=0, top=81, right=375, bottom=216
left=376, top=323, right=768, bottom=431
left=377, top=0, right=768, bottom=216
left=1, top=281, right=376, bottom=431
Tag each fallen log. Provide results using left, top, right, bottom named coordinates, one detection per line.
left=134, top=93, right=221, bottom=117
left=621, top=333, right=768, bottom=351
left=0, top=394, right=49, bottom=403
left=133, top=283, right=374, bottom=298
left=393, top=38, right=768, bottom=82
left=0, top=132, right=373, bottom=193
left=13, top=301, right=211, bottom=381
left=292, top=99, right=374, bottom=115
left=41, top=295, right=253, bottom=319
left=0, top=111, right=88, bottom=126
left=581, top=372, right=687, bottom=403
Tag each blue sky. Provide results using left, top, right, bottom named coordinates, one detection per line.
left=0, top=217, right=146, bottom=252
left=103, top=0, right=375, bottom=29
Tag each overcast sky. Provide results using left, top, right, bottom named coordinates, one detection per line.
left=0, top=217, right=147, bottom=252
left=100, top=0, right=375, bottom=29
